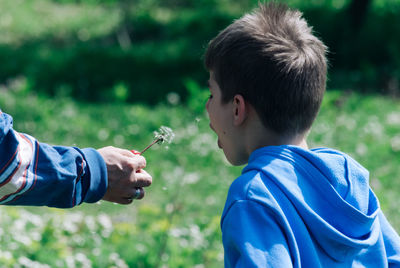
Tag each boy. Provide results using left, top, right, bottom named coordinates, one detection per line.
left=205, top=2, right=400, bottom=267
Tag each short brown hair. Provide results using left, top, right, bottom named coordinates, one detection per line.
left=204, top=2, right=327, bottom=135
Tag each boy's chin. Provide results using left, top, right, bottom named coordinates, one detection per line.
left=225, top=155, right=248, bottom=166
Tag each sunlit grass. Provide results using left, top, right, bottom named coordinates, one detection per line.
left=0, top=86, right=399, bottom=266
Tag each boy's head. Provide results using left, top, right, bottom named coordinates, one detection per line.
left=205, top=2, right=327, bottom=137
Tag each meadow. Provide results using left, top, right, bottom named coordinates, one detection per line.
left=1, top=81, right=400, bottom=267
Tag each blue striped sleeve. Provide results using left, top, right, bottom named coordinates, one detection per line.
left=0, top=111, right=108, bottom=208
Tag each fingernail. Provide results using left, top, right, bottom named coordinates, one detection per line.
left=130, top=150, right=141, bottom=155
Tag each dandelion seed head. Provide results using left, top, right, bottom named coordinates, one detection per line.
left=154, top=126, right=175, bottom=144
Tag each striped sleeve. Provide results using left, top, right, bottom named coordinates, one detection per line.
left=0, top=132, right=36, bottom=204
left=0, top=111, right=108, bottom=208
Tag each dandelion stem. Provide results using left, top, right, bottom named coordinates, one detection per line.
left=140, top=138, right=162, bottom=154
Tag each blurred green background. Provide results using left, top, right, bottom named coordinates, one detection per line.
left=0, top=0, right=400, bottom=267
left=0, top=0, right=399, bottom=103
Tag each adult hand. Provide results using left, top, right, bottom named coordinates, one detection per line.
left=97, top=146, right=152, bottom=204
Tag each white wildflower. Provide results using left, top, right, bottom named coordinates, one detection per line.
left=18, top=256, right=51, bottom=268
left=183, top=172, right=200, bottom=185
left=98, top=214, right=113, bottom=238
left=109, top=252, right=128, bottom=268
left=98, top=129, right=109, bottom=141
left=362, top=116, right=384, bottom=138
left=166, top=92, right=180, bottom=105
left=386, top=112, right=400, bottom=126
left=84, top=216, right=97, bottom=232
left=75, top=253, right=91, bottom=268
left=390, top=135, right=400, bottom=152
left=356, top=143, right=368, bottom=156
left=0, top=250, right=12, bottom=260
left=92, top=248, right=101, bottom=256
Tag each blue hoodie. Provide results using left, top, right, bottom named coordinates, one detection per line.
left=222, top=145, right=400, bottom=267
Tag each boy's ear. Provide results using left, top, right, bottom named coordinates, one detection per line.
left=232, top=94, right=247, bottom=126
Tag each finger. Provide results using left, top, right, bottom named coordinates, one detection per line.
left=121, top=148, right=143, bottom=159
left=130, top=150, right=141, bottom=155
left=130, top=170, right=152, bottom=187
left=132, top=187, right=142, bottom=199
left=126, top=154, right=147, bottom=170
left=119, top=198, right=134, bottom=205
left=107, top=196, right=134, bottom=205
left=134, top=187, right=145, bottom=200
left=123, top=187, right=145, bottom=201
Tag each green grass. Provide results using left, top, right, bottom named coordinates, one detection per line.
left=0, top=86, right=400, bottom=267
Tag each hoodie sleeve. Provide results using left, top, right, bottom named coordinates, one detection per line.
left=0, top=111, right=108, bottom=208
left=221, top=200, right=293, bottom=268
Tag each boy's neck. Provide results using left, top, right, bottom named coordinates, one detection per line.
left=244, top=117, right=309, bottom=157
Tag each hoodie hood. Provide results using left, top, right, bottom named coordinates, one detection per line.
left=242, top=145, right=380, bottom=262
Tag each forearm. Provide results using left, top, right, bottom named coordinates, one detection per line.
left=0, top=112, right=107, bottom=207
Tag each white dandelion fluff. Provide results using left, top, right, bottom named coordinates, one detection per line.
left=140, top=126, right=175, bottom=154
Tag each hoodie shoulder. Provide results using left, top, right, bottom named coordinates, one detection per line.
left=221, top=169, right=279, bottom=225
left=220, top=145, right=400, bottom=266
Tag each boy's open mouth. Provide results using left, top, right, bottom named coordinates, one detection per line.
left=209, top=123, right=223, bottom=149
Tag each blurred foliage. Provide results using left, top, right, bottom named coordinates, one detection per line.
left=0, top=0, right=399, bottom=104
left=1, top=82, right=400, bottom=266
